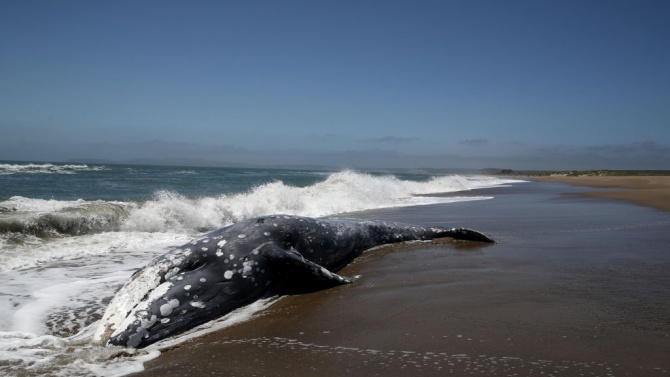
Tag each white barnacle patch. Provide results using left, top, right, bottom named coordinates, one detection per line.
left=160, top=318, right=170, bottom=324
left=224, top=270, right=233, bottom=279
left=216, top=250, right=224, bottom=257
left=229, top=254, right=235, bottom=260
left=237, top=234, right=246, bottom=239
left=273, top=223, right=278, bottom=227
left=159, top=299, right=180, bottom=316
left=183, top=249, right=192, bottom=256
left=164, top=267, right=180, bottom=281
left=217, top=240, right=227, bottom=247
left=201, top=247, right=208, bottom=251
left=184, top=285, right=191, bottom=291
left=201, top=238, right=210, bottom=244
left=190, top=301, right=206, bottom=308
left=94, top=262, right=168, bottom=343
left=264, top=232, right=271, bottom=236
left=199, top=277, right=207, bottom=283
left=140, top=315, right=157, bottom=330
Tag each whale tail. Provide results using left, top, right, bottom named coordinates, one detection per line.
left=442, top=228, right=495, bottom=243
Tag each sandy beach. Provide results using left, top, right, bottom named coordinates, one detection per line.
left=526, top=175, right=670, bottom=212
left=133, top=179, right=670, bottom=377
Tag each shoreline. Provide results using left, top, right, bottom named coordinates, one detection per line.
left=514, top=175, right=670, bottom=212
left=133, top=180, right=670, bottom=377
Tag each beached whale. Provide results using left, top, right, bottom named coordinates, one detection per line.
left=93, top=215, right=494, bottom=348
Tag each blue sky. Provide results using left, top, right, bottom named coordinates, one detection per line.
left=1, top=0, right=669, bottom=169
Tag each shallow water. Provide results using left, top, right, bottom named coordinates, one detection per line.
left=0, top=162, right=520, bottom=376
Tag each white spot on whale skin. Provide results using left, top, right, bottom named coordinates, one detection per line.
left=159, top=299, right=180, bottom=316
left=264, top=232, right=271, bottom=236
left=216, top=250, right=224, bottom=257
left=199, top=277, right=207, bottom=282
left=201, top=238, right=210, bottom=244
left=190, top=301, right=206, bottom=308
left=184, top=285, right=191, bottom=291
left=224, top=270, right=233, bottom=279
left=160, top=318, right=170, bottom=324
left=237, top=234, right=246, bottom=239
left=217, top=240, right=227, bottom=247
left=201, top=247, right=208, bottom=251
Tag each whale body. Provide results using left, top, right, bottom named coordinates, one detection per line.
left=93, top=215, right=494, bottom=348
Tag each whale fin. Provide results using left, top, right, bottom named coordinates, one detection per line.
left=260, top=243, right=353, bottom=293
left=443, top=228, right=495, bottom=243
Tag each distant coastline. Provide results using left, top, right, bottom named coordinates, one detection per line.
left=491, top=168, right=670, bottom=177
left=495, top=170, right=670, bottom=212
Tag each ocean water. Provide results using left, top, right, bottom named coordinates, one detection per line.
left=0, top=162, right=519, bottom=376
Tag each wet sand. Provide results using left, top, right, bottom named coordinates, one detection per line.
left=134, top=180, right=670, bottom=376
left=523, top=175, right=670, bottom=212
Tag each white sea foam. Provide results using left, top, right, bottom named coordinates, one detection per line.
left=120, top=171, right=516, bottom=233
left=0, top=231, right=190, bottom=272
left=0, top=163, right=105, bottom=175
left=1, top=171, right=515, bottom=236
left=0, top=170, right=521, bottom=376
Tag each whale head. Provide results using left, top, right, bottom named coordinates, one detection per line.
left=93, top=240, right=268, bottom=348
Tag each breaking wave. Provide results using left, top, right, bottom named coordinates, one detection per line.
left=0, top=198, right=128, bottom=237
left=0, top=163, right=106, bottom=175
left=1, top=171, right=510, bottom=238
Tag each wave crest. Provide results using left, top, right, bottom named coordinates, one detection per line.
left=0, top=197, right=128, bottom=237
left=1, top=170, right=514, bottom=238
left=0, top=163, right=106, bottom=175
left=120, top=171, right=506, bottom=233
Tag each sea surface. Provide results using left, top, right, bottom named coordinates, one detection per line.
left=0, top=161, right=519, bottom=376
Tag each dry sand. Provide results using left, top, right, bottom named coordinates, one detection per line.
left=526, top=175, right=670, bottom=212
left=133, top=179, right=670, bottom=377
